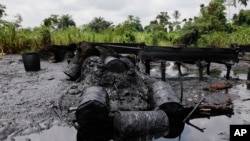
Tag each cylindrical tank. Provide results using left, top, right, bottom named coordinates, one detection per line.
left=150, top=81, right=185, bottom=138
left=75, top=86, right=109, bottom=128
left=150, top=81, right=182, bottom=110
left=22, top=53, right=41, bottom=71
left=113, top=110, right=169, bottom=139
left=104, top=56, right=129, bottom=73
left=64, top=54, right=81, bottom=80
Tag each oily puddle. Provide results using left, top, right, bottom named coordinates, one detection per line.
left=6, top=126, right=77, bottom=141
left=8, top=82, right=249, bottom=141
left=6, top=67, right=249, bottom=141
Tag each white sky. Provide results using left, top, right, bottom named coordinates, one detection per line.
left=1, top=0, right=250, bottom=28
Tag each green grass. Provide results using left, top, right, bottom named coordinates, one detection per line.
left=2, top=24, right=250, bottom=54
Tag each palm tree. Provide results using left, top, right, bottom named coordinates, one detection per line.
left=58, top=14, right=76, bottom=29
left=172, top=10, right=181, bottom=29
left=156, top=12, right=170, bottom=27
left=238, top=0, right=248, bottom=6
left=0, top=4, right=6, bottom=19
left=88, top=17, right=112, bottom=32
left=43, top=14, right=59, bottom=29
left=173, top=10, right=181, bottom=22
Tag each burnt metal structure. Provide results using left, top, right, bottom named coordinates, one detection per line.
left=231, top=44, right=250, bottom=53
left=64, top=41, right=240, bottom=81
left=139, top=46, right=239, bottom=80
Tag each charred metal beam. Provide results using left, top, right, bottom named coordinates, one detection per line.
left=91, top=42, right=145, bottom=54
left=231, top=44, right=250, bottom=53
left=140, top=46, right=239, bottom=63
left=139, top=46, right=239, bottom=80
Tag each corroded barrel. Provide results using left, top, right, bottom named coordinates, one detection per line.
left=150, top=81, right=185, bottom=138
left=113, top=110, right=169, bottom=139
left=75, top=86, right=109, bottom=128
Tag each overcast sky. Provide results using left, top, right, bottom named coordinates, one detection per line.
left=1, top=0, right=250, bottom=28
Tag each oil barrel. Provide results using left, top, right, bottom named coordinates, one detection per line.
left=22, top=53, right=40, bottom=71
left=113, top=110, right=169, bottom=139
left=151, top=81, right=185, bottom=138
left=75, top=86, right=109, bottom=129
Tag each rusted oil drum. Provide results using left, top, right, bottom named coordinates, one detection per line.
left=104, top=56, right=129, bottom=73
left=151, top=81, right=185, bottom=138
left=22, top=53, right=41, bottom=71
left=150, top=81, right=184, bottom=114
left=64, top=63, right=81, bottom=80
left=113, top=110, right=169, bottom=139
left=75, top=86, right=109, bottom=128
left=64, top=55, right=81, bottom=80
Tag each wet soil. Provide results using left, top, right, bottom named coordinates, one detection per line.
left=0, top=54, right=250, bottom=141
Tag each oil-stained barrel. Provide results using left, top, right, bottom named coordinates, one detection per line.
left=75, top=86, right=109, bottom=128
left=64, top=55, right=81, bottom=80
left=151, top=81, right=185, bottom=138
left=113, top=110, right=169, bottom=139
left=151, top=81, right=181, bottom=109
left=104, top=56, right=129, bottom=73
left=22, top=53, right=41, bottom=71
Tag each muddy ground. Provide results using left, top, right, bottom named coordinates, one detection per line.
left=0, top=54, right=250, bottom=141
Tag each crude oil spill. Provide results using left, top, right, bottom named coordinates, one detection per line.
left=7, top=74, right=249, bottom=141
left=2, top=55, right=249, bottom=141
left=157, top=74, right=250, bottom=141
left=6, top=126, right=76, bottom=141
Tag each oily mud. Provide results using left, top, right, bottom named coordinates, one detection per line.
left=0, top=54, right=250, bottom=141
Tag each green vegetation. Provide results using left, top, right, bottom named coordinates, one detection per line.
left=210, top=69, right=222, bottom=77
left=0, top=0, right=250, bottom=54
left=233, top=68, right=248, bottom=75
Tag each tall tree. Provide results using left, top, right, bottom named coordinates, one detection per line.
left=196, top=0, right=227, bottom=32
left=126, top=15, right=143, bottom=31
left=236, top=0, right=248, bottom=6
left=43, top=14, right=75, bottom=30
left=144, top=20, right=162, bottom=32
left=172, top=10, right=181, bottom=22
left=43, top=14, right=59, bottom=29
left=172, top=10, right=181, bottom=30
left=156, top=12, right=170, bottom=29
left=87, top=17, right=113, bottom=32
left=0, top=4, right=6, bottom=19
left=58, top=14, right=76, bottom=29
left=115, top=15, right=143, bottom=33
left=232, top=9, right=250, bottom=25
left=13, top=14, right=22, bottom=28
